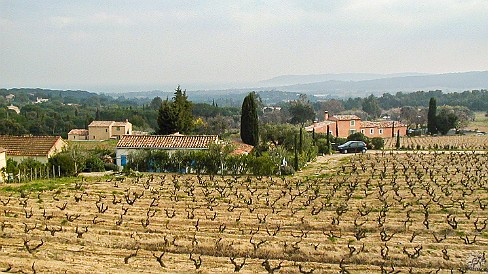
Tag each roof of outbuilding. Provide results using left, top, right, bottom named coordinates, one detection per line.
left=68, top=129, right=89, bottom=136
left=116, top=135, right=219, bottom=149
left=231, top=141, right=254, bottom=155
left=0, top=135, right=65, bottom=156
left=305, top=121, right=336, bottom=132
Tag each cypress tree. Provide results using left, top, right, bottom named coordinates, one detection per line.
left=156, top=86, right=193, bottom=135
left=299, top=127, right=303, bottom=153
left=395, top=130, right=401, bottom=149
left=240, top=92, right=259, bottom=146
left=294, top=134, right=299, bottom=171
left=428, top=97, right=437, bottom=135
left=312, top=128, right=315, bottom=146
left=326, top=125, right=331, bottom=154
left=391, top=121, right=395, bottom=138
left=157, top=100, right=178, bottom=135
left=173, top=85, right=193, bottom=134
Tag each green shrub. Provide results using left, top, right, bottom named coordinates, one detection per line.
left=104, top=163, right=118, bottom=171
left=84, top=156, right=105, bottom=172
left=371, top=137, right=384, bottom=150
left=280, top=165, right=295, bottom=175
left=250, top=155, right=277, bottom=176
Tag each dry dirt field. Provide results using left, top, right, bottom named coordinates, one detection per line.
left=0, top=151, right=487, bottom=273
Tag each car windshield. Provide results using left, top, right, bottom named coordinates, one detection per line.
left=342, top=141, right=355, bottom=146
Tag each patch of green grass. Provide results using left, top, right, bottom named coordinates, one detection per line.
left=0, top=177, right=79, bottom=193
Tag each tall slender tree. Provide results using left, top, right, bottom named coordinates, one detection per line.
left=326, top=125, right=331, bottom=154
left=427, top=97, right=437, bottom=135
left=240, top=92, right=259, bottom=146
left=395, top=130, right=401, bottom=149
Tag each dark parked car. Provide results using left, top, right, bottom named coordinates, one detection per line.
left=336, top=141, right=367, bottom=153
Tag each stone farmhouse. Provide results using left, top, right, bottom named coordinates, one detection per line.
left=0, top=135, right=67, bottom=164
left=306, top=111, right=407, bottom=138
left=68, top=120, right=132, bottom=141
left=115, top=134, right=219, bottom=169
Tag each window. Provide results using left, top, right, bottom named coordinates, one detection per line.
left=116, top=126, right=120, bottom=131
left=105, top=129, right=108, bottom=132
left=350, top=120, right=355, bottom=126
left=370, top=128, right=374, bottom=135
left=361, top=129, right=365, bottom=134
left=379, top=129, right=384, bottom=135
left=349, top=129, right=356, bottom=135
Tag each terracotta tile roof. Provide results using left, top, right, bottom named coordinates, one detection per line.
left=89, top=121, right=114, bottom=127
left=360, top=121, right=407, bottom=128
left=330, top=115, right=361, bottom=121
left=116, top=135, right=219, bottom=149
left=68, top=129, right=89, bottom=136
left=0, top=136, right=65, bottom=156
left=360, top=121, right=378, bottom=128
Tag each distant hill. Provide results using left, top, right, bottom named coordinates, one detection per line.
left=269, top=71, right=488, bottom=97
left=258, top=72, right=430, bottom=87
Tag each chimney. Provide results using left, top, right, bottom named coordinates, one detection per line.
left=324, top=111, right=329, bottom=121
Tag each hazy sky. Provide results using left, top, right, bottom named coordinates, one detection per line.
left=1, top=1, right=487, bottom=91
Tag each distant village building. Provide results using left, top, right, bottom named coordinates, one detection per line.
left=5, top=94, right=15, bottom=102
left=68, top=120, right=133, bottom=141
left=34, top=97, right=49, bottom=104
left=0, top=147, right=6, bottom=182
left=67, top=129, right=89, bottom=141
left=115, top=134, right=219, bottom=169
left=0, top=136, right=67, bottom=163
left=7, top=105, right=20, bottom=114
left=306, top=111, right=407, bottom=138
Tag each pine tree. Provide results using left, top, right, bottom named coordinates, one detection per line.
left=240, top=92, right=259, bottom=146
left=427, top=97, right=437, bottom=135
left=362, top=94, right=382, bottom=119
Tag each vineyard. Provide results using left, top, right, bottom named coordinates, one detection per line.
left=384, top=135, right=488, bottom=151
left=0, top=152, right=487, bottom=273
